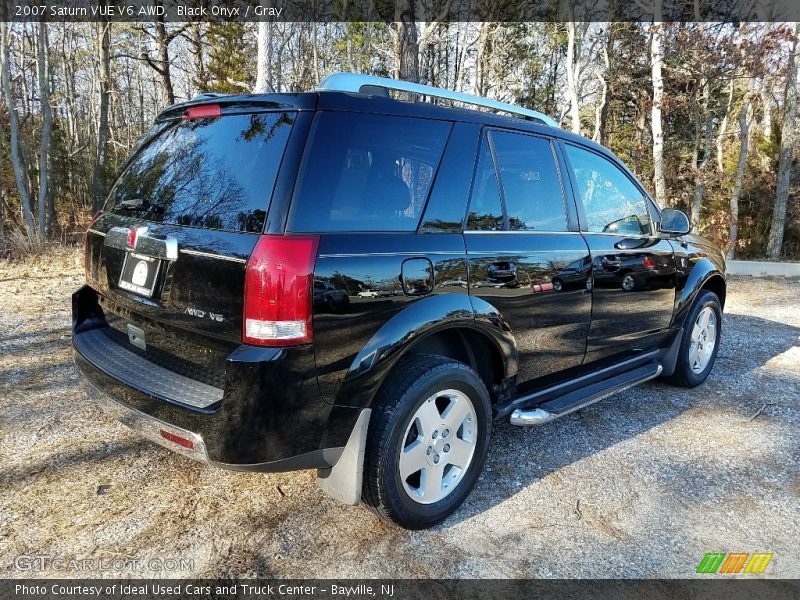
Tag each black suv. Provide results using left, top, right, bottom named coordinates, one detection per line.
left=73, top=73, right=725, bottom=529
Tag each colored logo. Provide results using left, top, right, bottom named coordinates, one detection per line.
left=696, top=552, right=774, bottom=574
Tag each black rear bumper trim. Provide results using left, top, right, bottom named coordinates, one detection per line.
left=74, top=327, right=223, bottom=410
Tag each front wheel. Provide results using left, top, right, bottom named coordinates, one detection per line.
left=664, top=290, right=722, bottom=388
left=362, top=354, right=492, bottom=529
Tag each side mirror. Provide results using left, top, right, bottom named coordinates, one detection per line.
left=660, top=208, right=691, bottom=236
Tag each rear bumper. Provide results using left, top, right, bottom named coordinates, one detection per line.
left=72, top=285, right=361, bottom=471
left=83, top=379, right=210, bottom=463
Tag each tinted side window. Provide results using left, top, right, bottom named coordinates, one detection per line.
left=108, top=113, right=295, bottom=232
left=490, top=131, right=567, bottom=231
left=466, top=136, right=503, bottom=231
left=564, top=144, right=652, bottom=236
left=287, top=112, right=451, bottom=233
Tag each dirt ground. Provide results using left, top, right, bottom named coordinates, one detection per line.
left=1, top=248, right=798, bottom=579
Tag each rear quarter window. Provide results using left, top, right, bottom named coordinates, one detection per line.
left=287, top=112, right=452, bottom=233
left=107, top=112, right=295, bottom=232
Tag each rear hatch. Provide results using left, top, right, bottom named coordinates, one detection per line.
left=84, top=101, right=303, bottom=393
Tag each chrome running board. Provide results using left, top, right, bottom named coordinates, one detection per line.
left=510, top=362, right=663, bottom=426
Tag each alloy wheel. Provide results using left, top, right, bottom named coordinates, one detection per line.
left=398, top=389, right=477, bottom=505
left=689, top=306, right=717, bottom=374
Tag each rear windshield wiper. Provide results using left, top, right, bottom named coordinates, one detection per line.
left=117, top=197, right=146, bottom=210
left=117, top=198, right=165, bottom=214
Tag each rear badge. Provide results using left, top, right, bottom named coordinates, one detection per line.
left=186, top=306, right=224, bottom=323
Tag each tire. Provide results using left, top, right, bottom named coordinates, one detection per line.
left=621, top=272, right=639, bottom=292
left=362, top=354, right=492, bottom=529
left=553, top=278, right=563, bottom=292
left=663, top=290, right=722, bottom=388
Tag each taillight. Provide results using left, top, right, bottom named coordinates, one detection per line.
left=83, top=210, right=102, bottom=273
left=642, top=257, right=657, bottom=269
left=243, top=235, right=320, bottom=346
left=183, top=104, right=221, bottom=120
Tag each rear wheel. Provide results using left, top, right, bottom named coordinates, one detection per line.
left=664, top=290, right=722, bottom=387
left=621, top=273, right=639, bottom=292
left=362, top=354, right=492, bottom=529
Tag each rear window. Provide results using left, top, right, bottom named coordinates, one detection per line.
left=287, top=112, right=451, bottom=233
left=107, top=112, right=295, bottom=232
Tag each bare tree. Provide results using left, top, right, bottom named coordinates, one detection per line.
left=767, top=22, right=798, bottom=259
left=566, top=21, right=582, bottom=134
left=36, top=22, right=53, bottom=238
left=395, top=0, right=420, bottom=82
left=1, top=19, right=34, bottom=233
left=650, top=12, right=667, bottom=206
left=690, top=81, right=714, bottom=226
left=593, top=29, right=610, bottom=143
left=190, top=23, right=208, bottom=92
left=474, top=22, right=493, bottom=96
left=728, top=91, right=752, bottom=259
left=254, top=21, right=274, bottom=93
left=91, top=21, right=111, bottom=212
left=138, top=17, right=187, bottom=105
left=716, top=79, right=734, bottom=172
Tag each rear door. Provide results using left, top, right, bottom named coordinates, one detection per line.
left=464, top=129, right=592, bottom=387
left=85, top=108, right=302, bottom=369
left=560, top=142, right=677, bottom=363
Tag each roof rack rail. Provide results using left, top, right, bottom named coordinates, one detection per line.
left=317, top=72, right=560, bottom=128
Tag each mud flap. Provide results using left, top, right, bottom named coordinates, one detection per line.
left=317, top=408, right=371, bottom=505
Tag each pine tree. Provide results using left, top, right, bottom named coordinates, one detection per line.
left=207, top=23, right=254, bottom=94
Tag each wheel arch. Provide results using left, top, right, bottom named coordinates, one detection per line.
left=672, top=258, right=726, bottom=329
left=700, top=273, right=726, bottom=309
left=403, top=327, right=506, bottom=401
left=332, top=294, right=517, bottom=410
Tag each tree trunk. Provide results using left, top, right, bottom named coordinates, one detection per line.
left=566, top=22, right=581, bottom=135
left=766, top=22, right=798, bottom=260
left=191, top=23, right=207, bottom=92
left=716, top=78, right=734, bottom=172
left=475, top=23, right=492, bottom=97
left=593, top=39, right=610, bottom=143
left=36, top=22, right=53, bottom=240
left=91, top=21, right=111, bottom=212
left=1, top=20, right=35, bottom=234
left=395, top=0, right=419, bottom=83
left=728, top=94, right=751, bottom=260
left=254, top=21, right=273, bottom=93
left=311, top=22, right=320, bottom=86
left=761, top=87, right=773, bottom=142
left=691, top=83, right=713, bottom=227
left=155, top=17, right=175, bottom=105
left=650, top=15, right=667, bottom=206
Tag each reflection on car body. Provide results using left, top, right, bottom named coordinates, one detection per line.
left=313, top=280, right=350, bottom=312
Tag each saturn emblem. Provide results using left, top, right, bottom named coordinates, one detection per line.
left=131, top=260, right=149, bottom=287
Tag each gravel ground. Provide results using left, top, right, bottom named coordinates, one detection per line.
left=1, top=249, right=798, bottom=579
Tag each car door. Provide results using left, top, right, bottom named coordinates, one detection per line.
left=464, top=129, right=592, bottom=388
left=560, top=142, right=677, bottom=363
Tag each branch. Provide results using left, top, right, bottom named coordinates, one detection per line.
left=141, top=51, right=166, bottom=77
left=165, top=24, right=190, bottom=44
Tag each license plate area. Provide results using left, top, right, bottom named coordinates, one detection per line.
left=118, top=252, right=162, bottom=298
